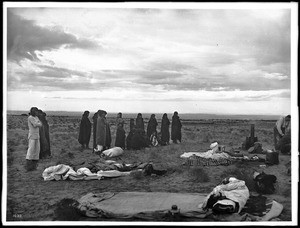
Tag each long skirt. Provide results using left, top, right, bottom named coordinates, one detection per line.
left=26, top=139, right=40, bottom=160
left=115, top=128, right=126, bottom=149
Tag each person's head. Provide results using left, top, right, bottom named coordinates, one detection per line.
left=137, top=113, right=142, bottom=118
left=163, top=113, right=167, bottom=118
left=174, top=111, right=178, bottom=116
left=117, top=112, right=122, bottom=118
left=151, top=114, right=155, bottom=119
left=29, top=107, right=39, bottom=117
left=285, top=115, right=291, bottom=122
left=98, top=110, right=107, bottom=117
left=83, top=111, right=90, bottom=117
left=37, top=109, right=44, bottom=118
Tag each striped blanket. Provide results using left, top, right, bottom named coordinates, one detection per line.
left=185, top=155, right=232, bottom=167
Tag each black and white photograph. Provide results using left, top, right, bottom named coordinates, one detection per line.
left=2, top=2, right=298, bottom=226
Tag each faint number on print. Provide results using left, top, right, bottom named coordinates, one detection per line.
left=13, top=214, right=22, bottom=218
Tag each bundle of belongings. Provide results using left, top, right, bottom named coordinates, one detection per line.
left=95, top=147, right=124, bottom=158
left=42, top=164, right=131, bottom=181
left=248, top=142, right=265, bottom=154
left=199, top=177, right=250, bottom=214
left=180, top=142, right=247, bottom=167
left=265, top=150, right=279, bottom=165
left=253, top=171, right=277, bottom=194
left=42, top=160, right=167, bottom=181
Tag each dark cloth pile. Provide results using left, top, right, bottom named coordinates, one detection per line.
left=254, top=172, right=277, bottom=194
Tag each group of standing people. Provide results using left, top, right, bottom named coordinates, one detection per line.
left=25, top=107, right=51, bottom=171
left=78, top=111, right=183, bottom=152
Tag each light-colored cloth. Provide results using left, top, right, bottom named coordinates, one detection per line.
left=26, top=139, right=40, bottom=160
left=42, top=164, right=130, bottom=181
left=42, top=164, right=74, bottom=181
left=97, top=170, right=131, bottom=177
left=28, top=115, right=42, bottom=139
left=180, top=150, right=230, bottom=160
left=102, top=147, right=124, bottom=158
left=201, top=177, right=250, bottom=213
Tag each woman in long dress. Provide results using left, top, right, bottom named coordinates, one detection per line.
left=78, top=110, right=92, bottom=149
left=171, top=111, right=182, bottom=144
left=115, top=112, right=126, bottom=149
left=161, top=113, right=170, bottom=145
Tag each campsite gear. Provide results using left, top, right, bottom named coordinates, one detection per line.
left=101, top=147, right=124, bottom=158
left=202, top=177, right=250, bottom=213
left=167, top=205, right=181, bottom=221
left=261, top=200, right=283, bottom=221
left=218, top=145, right=226, bottom=152
left=265, top=150, right=279, bottom=165
left=242, top=124, right=258, bottom=150
left=253, top=171, right=277, bottom=194
left=210, top=142, right=219, bottom=153
left=248, top=142, right=263, bottom=154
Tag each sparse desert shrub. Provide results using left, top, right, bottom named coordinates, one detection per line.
left=188, top=167, right=210, bottom=182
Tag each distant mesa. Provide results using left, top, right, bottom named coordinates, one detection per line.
left=21, top=113, right=28, bottom=116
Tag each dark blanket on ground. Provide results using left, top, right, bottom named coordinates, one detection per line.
left=72, top=192, right=278, bottom=221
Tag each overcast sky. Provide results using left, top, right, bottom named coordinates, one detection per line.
left=4, top=3, right=296, bottom=115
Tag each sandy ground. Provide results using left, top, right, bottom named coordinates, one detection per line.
left=5, top=115, right=292, bottom=222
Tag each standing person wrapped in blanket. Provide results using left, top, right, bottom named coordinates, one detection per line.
left=78, top=110, right=92, bottom=150
left=136, top=113, right=145, bottom=133
left=161, top=113, right=170, bottom=146
left=95, top=110, right=111, bottom=153
left=274, top=115, right=291, bottom=154
left=92, top=111, right=99, bottom=151
left=171, top=111, right=182, bottom=144
left=147, top=114, right=158, bottom=146
left=37, top=109, right=51, bottom=159
left=26, top=107, right=42, bottom=171
left=115, top=112, right=126, bottom=149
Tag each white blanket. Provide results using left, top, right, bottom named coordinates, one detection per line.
left=102, top=147, right=124, bottom=158
left=42, top=164, right=131, bottom=181
left=200, top=177, right=250, bottom=213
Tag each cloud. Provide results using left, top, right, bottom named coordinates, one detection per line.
left=263, top=73, right=289, bottom=80
left=7, top=9, right=100, bottom=63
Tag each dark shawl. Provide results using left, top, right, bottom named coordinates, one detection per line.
left=171, top=115, right=182, bottom=141
left=92, top=113, right=98, bottom=149
left=78, top=115, right=92, bottom=145
left=146, top=116, right=158, bottom=138
left=161, top=115, right=170, bottom=144
left=39, top=115, right=51, bottom=159
left=136, top=116, right=145, bottom=132
left=115, top=117, right=126, bottom=149
left=105, top=121, right=111, bottom=148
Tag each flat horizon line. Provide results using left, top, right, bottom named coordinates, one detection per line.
left=6, top=109, right=281, bottom=116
